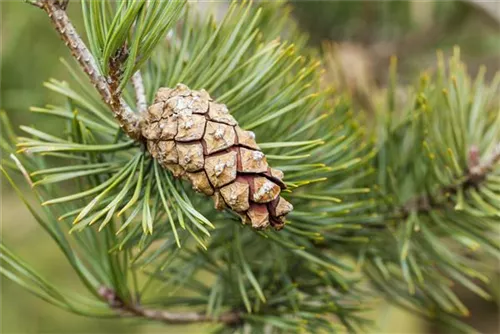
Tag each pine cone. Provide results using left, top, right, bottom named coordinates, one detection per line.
left=142, top=84, right=293, bottom=230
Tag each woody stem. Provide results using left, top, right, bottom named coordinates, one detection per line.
left=28, top=0, right=142, bottom=140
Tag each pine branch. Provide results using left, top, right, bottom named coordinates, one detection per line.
left=132, top=71, right=148, bottom=114
left=98, top=287, right=241, bottom=326
left=401, top=143, right=500, bottom=216
left=28, top=0, right=142, bottom=140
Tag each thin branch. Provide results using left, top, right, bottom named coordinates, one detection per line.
left=29, top=0, right=142, bottom=140
left=99, top=287, right=241, bottom=326
left=132, top=71, right=148, bottom=115
left=401, top=143, right=500, bottom=217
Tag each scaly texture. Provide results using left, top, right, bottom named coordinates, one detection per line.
left=142, top=84, right=293, bottom=230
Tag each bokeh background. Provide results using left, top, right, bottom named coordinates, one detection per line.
left=1, top=1, right=499, bottom=333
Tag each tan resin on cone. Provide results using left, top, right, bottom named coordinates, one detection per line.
left=142, top=84, right=293, bottom=230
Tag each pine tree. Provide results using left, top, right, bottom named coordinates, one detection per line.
left=1, top=1, right=499, bottom=333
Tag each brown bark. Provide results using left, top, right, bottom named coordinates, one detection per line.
left=98, top=287, right=241, bottom=326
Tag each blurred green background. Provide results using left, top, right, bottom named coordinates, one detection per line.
left=1, top=1, right=499, bottom=333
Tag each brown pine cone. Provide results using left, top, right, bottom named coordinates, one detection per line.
left=141, top=84, right=293, bottom=230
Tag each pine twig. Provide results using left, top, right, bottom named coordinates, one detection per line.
left=402, top=143, right=500, bottom=216
left=29, top=0, right=142, bottom=140
left=99, top=287, right=241, bottom=326
left=132, top=71, right=148, bottom=115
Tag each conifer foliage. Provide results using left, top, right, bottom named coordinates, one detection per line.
left=1, top=1, right=498, bottom=333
